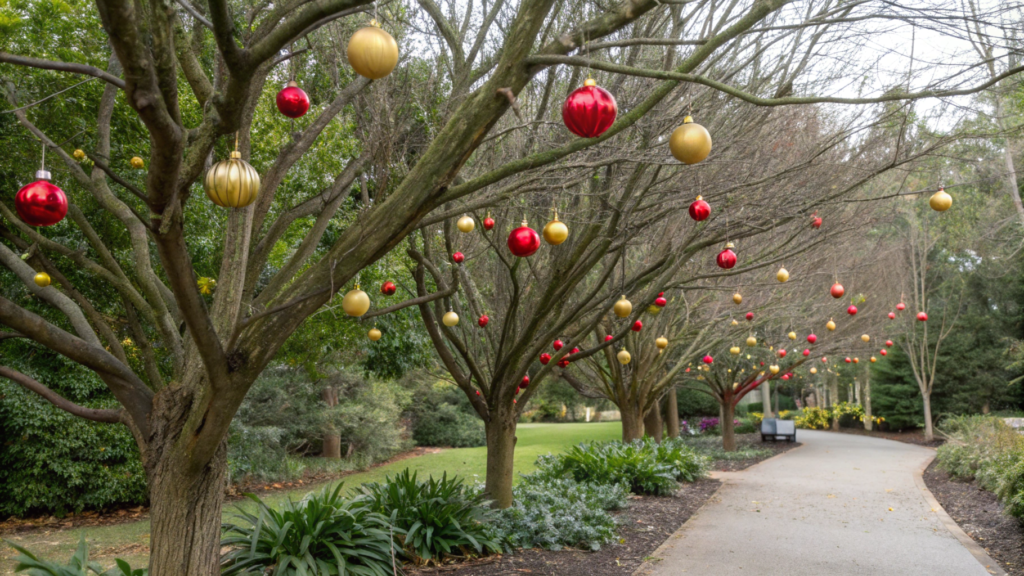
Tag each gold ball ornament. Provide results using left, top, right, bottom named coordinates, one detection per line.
left=347, top=22, right=399, bottom=80
left=870, top=356, right=877, bottom=363
left=929, top=188, right=952, bottom=212
left=617, top=349, right=632, bottom=364
left=442, top=311, right=460, bottom=327
left=457, top=215, right=475, bottom=233
left=613, top=295, right=632, bottom=318
left=33, top=272, right=51, bottom=287
left=656, top=336, right=669, bottom=349
left=861, top=334, right=870, bottom=343
left=776, top=267, right=790, bottom=283
left=669, top=116, right=712, bottom=165
left=648, top=304, right=662, bottom=315
left=730, top=346, right=741, bottom=355
left=130, top=156, right=144, bottom=169
left=810, top=367, right=818, bottom=374
left=826, top=319, right=836, bottom=331
left=788, top=331, right=797, bottom=341
left=731, top=319, right=739, bottom=326
left=73, top=149, right=86, bottom=160
left=746, top=336, right=757, bottom=347
left=733, top=293, right=743, bottom=305
left=342, top=286, right=371, bottom=317
left=543, top=211, right=569, bottom=245
left=368, top=327, right=382, bottom=341
left=204, top=151, right=260, bottom=208
left=769, top=365, right=780, bottom=374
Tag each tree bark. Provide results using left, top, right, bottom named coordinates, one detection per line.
left=863, top=371, right=873, bottom=431
left=923, top=392, right=934, bottom=441
left=665, top=388, right=680, bottom=438
left=721, top=401, right=737, bottom=452
left=644, top=403, right=663, bottom=443
left=620, top=402, right=645, bottom=442
left=484, top=413, right=518, bottom=508
left=761, top=378, right=773, bottom=417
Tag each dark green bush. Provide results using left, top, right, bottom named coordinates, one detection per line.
left=676, top=386, right=719, bottom=417
left=734, top=419, right=757, bottom=434
left=361, top=470, right=500, bottom=563
left=411, top=402, right=485, bottom=447
left=221, top=484, right=398, bottom=576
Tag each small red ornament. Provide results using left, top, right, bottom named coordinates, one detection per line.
left=688, top=196, right=711, bottom=221
left=380, top=281, right=397, bottom=296
left=802, top=349, right=810, bottom=356
left=703, top=355, right=714, bottom=364
left=276, top=81, right=310, bottom=118
left=782, top=374, right=790, bottom=381
left=478, top=315, right=489, bottom=327
left=888, top=312, right=896, bottom=320
left=452, top=252, right=464, bottom=263
left=631, top=320, right=643, bottom=332
left=521, top=375, right=530, bottom=387
left=553, top=340, right=564, bottom=351
left=845, top=357, right=851, bottom=363
left=483, top=216, right=495, bottom=231
left=847, top=305, right=858, bottom=316
left=807, top=334, right=817, bottom=344
left=811, top=216, right=822, bottom=229
left=717, top=243, right=737, bottom=269
left=880, top=349, right=888, bottom=356
left=15, top=171, right=67, bottom=227
left=917, top=312, right=928, bottom=321
left=778, top=349, right=787, bottom=358
left=558, top=358, right=570, bottom=368
left=476, top=390, right=481, bottom=396
left=562, top=79, right=618, bottom=138
left=655, top=296, right=667, bottom=307
left=540, top=353, right=551, bottom=365
left=885, top=340, right=893, bottom=347
left=604, top=335, right=614, bottom=342
left=508, top=220, right=541, bottom=257
left=745, top=312, right=754, bottom=321
left=896, top=302, right=906, bottom=311
left=516, top=387, right=521, bottom=395
left=830, top=283, right=845, bottom=299
left=821, top=357, right=827, bottom=363
left=570, top=347, right=580, bottom=355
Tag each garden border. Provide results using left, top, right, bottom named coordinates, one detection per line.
left=913, top=451, right=1008, bottom=576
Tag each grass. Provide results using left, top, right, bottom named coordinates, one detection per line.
left=1, top=421, right=621, bottom=574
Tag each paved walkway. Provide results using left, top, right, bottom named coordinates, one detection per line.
left=640, top=430, right=1000, bottom=576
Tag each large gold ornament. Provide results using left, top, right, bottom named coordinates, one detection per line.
left=542, top=212, right=569, bottom=245
left=810, top=367, right=818, bottom=374
left=776, top=267, right=789, bottom=282
left=347, top=22, right=399, bottom=80
left=204, top=150, right=260, bottom=208
left=861, top=334, right=870, bottom=343
left=457, top=215, right=475, bottom=233
left=442, top=311, right=459, bottom=327
left=746, top=336, right=757, bottom=347
left=730, top=346, right=741, bottom=355
left=73, top=149, right=86, bottom=160
left=34, top=272, right=51, bottom=287
left=617, top=349, right=631, bottom=364
left=929, top=187, right=952, bottom=212
left=342, top=285, right=370, bottom=317
left=826, top=319, right=836, bottom=331
left=669, top=116, right=712, bottom=165
left=733, top=293, right=742, bottom=305
left=656, top=336, right=668, bottom=349
left=769, top=365, right=780, bottom=374
left=613, top=295, right=632, bottom=318
left=130, top=156, right=144, bottom=169
left=368, top=327, right=382, bottom=341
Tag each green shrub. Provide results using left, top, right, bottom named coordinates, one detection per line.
left=734, top=419, right=756, bottom=434
left=493, top=477, right=625, bottom=551
left=10, top=536, right=145, bottom=575
left=995, top=453, right=1024, bottom=520
left=936, top=415, right=1024, bottom=520
left=220, top=484, right=398, bottom=576
left=411, top=402, right=485, bottom=447
left=361, top=470, right=500, bottom=563
left=676, top=386, right=719, bottom=417
left=795, top=407, right=831, bottom=429
left=676, top=436, right=772, bottom=461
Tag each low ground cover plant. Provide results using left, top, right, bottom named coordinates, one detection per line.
left=937, top=415, right=1024, bottom=520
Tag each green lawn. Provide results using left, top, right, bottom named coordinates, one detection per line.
left=1, top=421, right=621, bottom=573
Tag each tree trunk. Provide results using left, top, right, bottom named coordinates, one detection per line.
left=484, top=413, right=518, bottom=508
left=721, top=401, right=737, bottom=452
left=863, top=371, right=873, bottom=431
left=923, top=392, right=934, bottom=442
left=620, top=402, right=645, bottom=442
left=644, top=403, right=663, bottom=443
left=665, top=388, right=680, bottom=438
left=761, top=379, right=773, bottom=418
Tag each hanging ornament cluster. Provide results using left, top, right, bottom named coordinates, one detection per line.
left=929, top=187, right=952, bottom=212
left=716, top=243, right=737, bottom=269
left=688, top=196, right=710, bottom=221
left=347, top=20, right=399, bottom=80
left=16, top=168, right=67, bottom=227
left=669, top=115, right=712, bottom=165
left=508, top=219, right=540, bottom=257
left=342, top=285, right=370, bottom=317
left=457, top=215, right=475, bottom=233
left=276, top=81, right=311, bottom=118
left=543, top=210, right=569, bottom=245
left=562, top=78, right=618, bottom=138
left=205, top=145, right=261, bottom=208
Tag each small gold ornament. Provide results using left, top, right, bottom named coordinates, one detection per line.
left=368, top=327, right=382, bottom=341
left=442, top=311, right=459, bottom=327
left=347, top=21, right=399, bottom=80
left=731, top=319, right=739, bottom=326
left=826, top=319, right=836, bottom=331
left=617, top=349, right=632, bottom=364
left=861, top=334, right=870, bottom=343
left=613, top=295, right=632, bottom=318
left=204, top=147, right=260, bottom=208
left=73, top=149, right=86, bottom=160
left=342, top=285, right=371, bottom=317
left=776, top=267, right=789, bottom=283
left=870, top=356, right=877, bottom=363
left=669, top=115, right=712, bottom=165
left=656, top=336, right=668, bottom=349
left=788, top=331, right=797, bottom=340
left=730, top=346, right=741, bottom=355
left=33, top=272, right=51, bottom=287
left=733, top=293, right=742, bottom=305
left=769, top=365, right=780, bottom=374
left=648, top=304, right=662, bottom=315
left=929, top=187, right=952, bottom=212
left=810, top=367, right=818, bottom=374
left=746, top=336, right=757, bottom=347
left=457, top=215, right=475, bottom=233
left=130, top=156, right=144, bottom=169
left=542, top=211, right=569, bottom=245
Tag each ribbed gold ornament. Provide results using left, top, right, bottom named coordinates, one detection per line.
left=204, top=150, right=260, bottom=208
left=669, top=116, right=712, bottom=165
left=347, top=21, right=399, bottom=80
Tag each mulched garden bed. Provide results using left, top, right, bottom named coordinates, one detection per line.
left=923, top=459, right=1024, bottom=575
left=712, top=435, right=799, bottom=472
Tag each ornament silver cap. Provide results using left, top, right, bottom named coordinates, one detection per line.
left=34, top=169, right=51, bottom=181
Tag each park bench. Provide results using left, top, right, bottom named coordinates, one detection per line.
left=761, top=418, right=796, bottom=442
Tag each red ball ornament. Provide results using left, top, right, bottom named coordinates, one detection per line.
left=703, top=355, right=714, bottom=364
left=604, top=335, right=614, bottom=342
left=845, top=357, right=851, bottom=363
left=655, top=296, right=667, bottom=307
left=483, top=217, right=495, bottom=231
left=807, top=334, right=817, bottom=344
left=570, top=347, right=580, bottom=355
left=508, top=220, right=541, bottom=257
left=821, top=357, right=828, bottom=363
left=830, top=283, right=845, bottom=299
left=917, top=312, right=928, bottom=322
left=781, top=374, right=790, bottom=381
left=880, top=349, right=888, bottom=356
left=716, top=243, right=737, bottom=269
left=15, top=171, right=67, bottom=227
left=380, top=281, right=397, bottom=296
left=896, top=302, right=906, bottom=311
left=562, top=79, right=617, bottom=138
left=553, top=340, right=564, bottom=351
left=688, top=196, right=710, bottom=221
left=778, top=349, right=787, bottom=358
left=452, top=252, right=465, bottom=263
left=631, top=320, right=643, bottom=332
left=745, top=312, right=754, bottom=321
left=803, top=349, right=810, bottom=356
left=540, top=353, right=551, bottom=365
left=521, top=375, right=530, bottom=387
left=478, top=315, right=489, bottom=327
left=476, top=390, right=481, bottom=395
left=558, top=358, right=570, bottom=368
left=847, top=305, right=858, bottom=316
left=276, top=81, right=310, bottom=118
left=885, top=340, right=893, bottom=347
left=888, top=312, right=896, bottom=320
left=811, top=216, right=822, bottom=229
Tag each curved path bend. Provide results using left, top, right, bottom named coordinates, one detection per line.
left=638, top=430, right=1003, bottom=576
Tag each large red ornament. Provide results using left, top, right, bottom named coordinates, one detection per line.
left=888, top=312, right=896, bottom=320
left=483, top=216, right=495, bottom=231
left=521, top=375, right=530, bottom=387
left=380, top=281, right=396, bottom=296
left=631, top=320, right=643, bottom=332
left=703, top=355, right=714, bottom=364
left=896, top=302, right=906, bottom=311
left=807, top=334, right=817, bottom=344
left=508, top=220, right=541, bottom=257
left=803, top=349, right=810, bottom=356
left=885, top=340, right=893, bottom=347
left=15, top=172, right=67, bottom=227
left=716, top=243, right=737, bottom=269
left=880, top=349, right=888, bottom=356
left=553, top=340, right=564, bottom=351
left=452, top=252, right=464, bottom=263
left=276, top=81, right=310, bottom=118
left=781, top=374, right=790, bottom=381
left=778, top=349, right=787, bottom=358
left=478, top=315, right=489, bottom=327
left=562, top=79, right=617, bottom=138
left=845, top=357, right=851, bottom=363
left=540, top=353, right=551, bottom=365
left=830, top=283, right=844, bottom=299
left=745, top=312, right=754, bottom=321
left=655, top=296, right=668, bottom=308
left=917, top=311, right=928, bottom=322
left=688, top=196, right=710, bottom=221
left=847, top=305, right=858, bottom=316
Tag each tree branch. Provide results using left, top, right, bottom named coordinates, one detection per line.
left=0, top=366, right=123, bottom=424
left=0, top=52, right=126, bottom=89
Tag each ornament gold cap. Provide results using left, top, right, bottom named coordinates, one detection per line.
left=287, top=80, right=299, bottom=88
left=369, top=18, right=381, bottom=27
left=683, top=115, right=694, bottom=124
left=34, top=169, right=52, bottom=181
left=725, top=241, right=735, bottom=248
left=695, top=195, right=702, bottom=201
left=584, top=78, right=597, bottom=87
left=230, top=150, right=242, bottom=159
left=521, top=218, right=528, bottom=226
